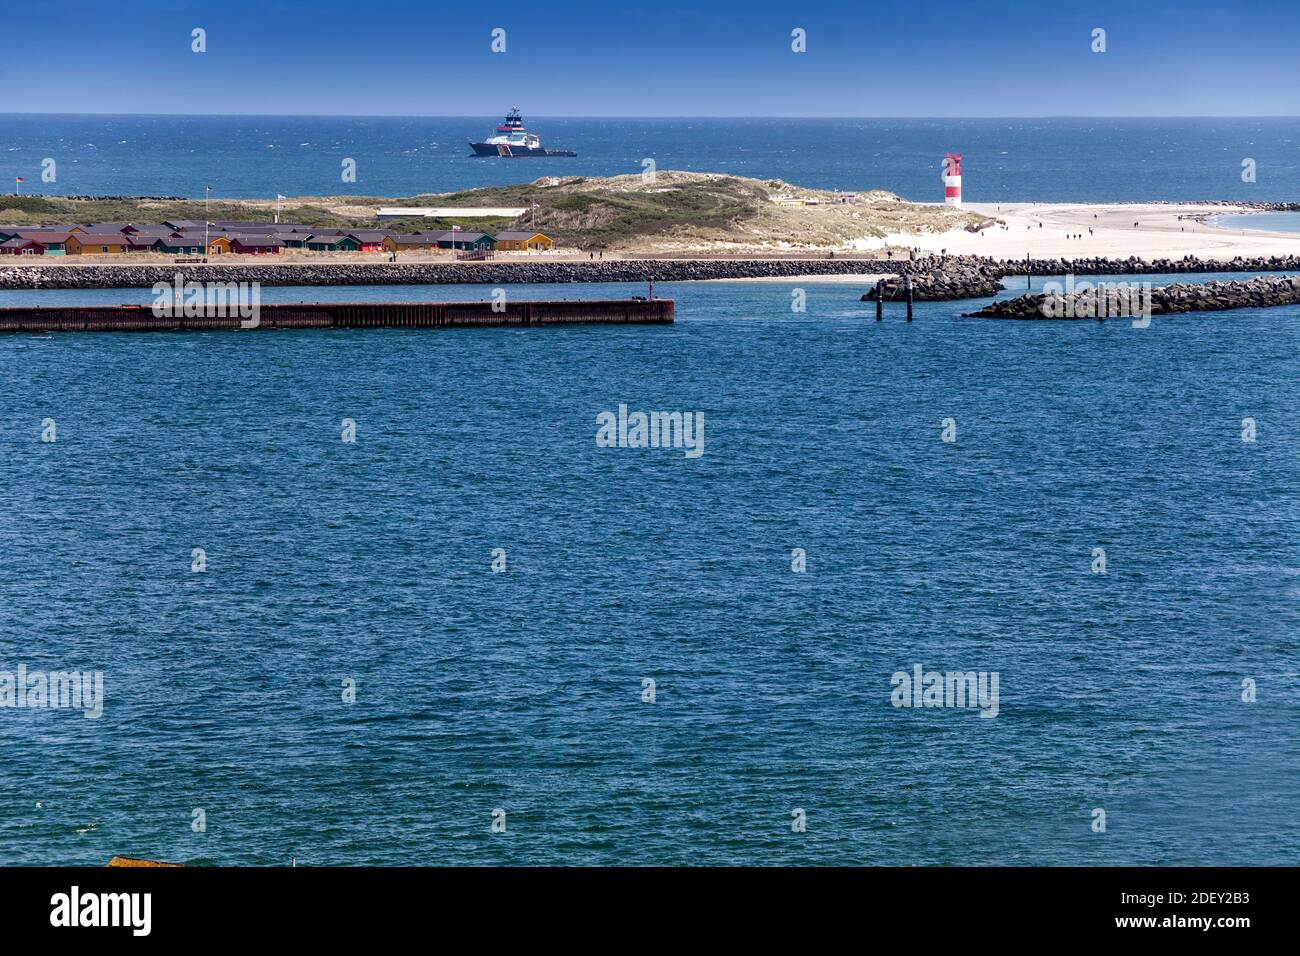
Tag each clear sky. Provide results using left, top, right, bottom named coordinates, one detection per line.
left=2, top=0, right=1297, bottom=116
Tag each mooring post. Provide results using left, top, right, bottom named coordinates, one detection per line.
left=875, top=287, right=883, bottom=321
left=906, top=276, right=914, bottom=321
left=1026, top=252, right=1032, bottom=289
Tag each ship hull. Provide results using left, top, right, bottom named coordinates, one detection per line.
left=470, top=142, right=577, bottom=157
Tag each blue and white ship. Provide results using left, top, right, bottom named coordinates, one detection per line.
left=470, top=107, right=577, bottom=157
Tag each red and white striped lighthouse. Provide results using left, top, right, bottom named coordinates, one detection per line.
left=943, top=153, right=962, bottom=206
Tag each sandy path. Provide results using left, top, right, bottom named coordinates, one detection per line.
left=851, top=203, right=1300, bottom=261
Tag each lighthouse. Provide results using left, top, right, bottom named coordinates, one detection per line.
left=943, top=153, right=962, bottom=206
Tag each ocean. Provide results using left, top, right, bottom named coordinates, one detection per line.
left=3, top=114, right=1299, bottom=202
left=1210, top=211, right=1300, bottom=233
left=2, top=276, right=1297, bottom=865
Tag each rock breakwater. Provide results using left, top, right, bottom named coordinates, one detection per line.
left=967, top=274, right=1300, bottom=319
left=0, top=259, right=902, bottom=290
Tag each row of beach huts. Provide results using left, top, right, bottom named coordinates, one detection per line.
left=0, top=219, right=556, bottom=257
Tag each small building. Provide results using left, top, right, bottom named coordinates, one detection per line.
left=433, top=231, right=495, bottom=250
left=346, top=231, right=390, bottom=253
left=376, top=206, right=526, bottom=220
left=153, top=237, right=208, bottom=256
left=273, top=233, right=312, bottom=248
left=0, top=238, right=46, bottom=255
left=65, top=234, right=129, bottom=255
left=73, top=223, right=139, bottom=235
left=207, top=221, right=270, bottom=231
left=305, top=235, right=359, bottom=252
left=126, top=234, right=165, bottom=253
left=495, top=231, right=554, bottom=252
left=128, top=226, right=182, bottom=238
left=15, top=230, right=73, bottom=254
left=382, top=235, right=440, bottom=253
left=229, top=235, right=284, bottom=255
left=206, top=236, right=234, bottom=255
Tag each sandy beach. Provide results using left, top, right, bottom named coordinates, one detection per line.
left=853, top=202, right=1300, bottom=261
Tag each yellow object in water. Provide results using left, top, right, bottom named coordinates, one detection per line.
left=106, top=856, right=182, bottom=867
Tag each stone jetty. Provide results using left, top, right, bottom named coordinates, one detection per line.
left=6, top=253, right=1300, bottom=299
left=967, top=274, right=1300, bottom=319
left=861, top=262, right=1003, bottom=301
left=0, top=259, right=903, bottom=290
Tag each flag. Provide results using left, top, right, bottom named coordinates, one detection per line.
left=531, top=202, right=540, bottom=209
left=452, top=225, right=462, bottom=232
left=276, top=194, right=286, bottom=201
left=14, top=177, right=24, bottom=183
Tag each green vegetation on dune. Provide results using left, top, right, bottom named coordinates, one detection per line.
left=1, top=171, right=985, bottom=251
left=410, top=172, right=983, bottom=250
left=0, top=195, right=369, bottom=230
left=426, top=174, right=777, bottom=248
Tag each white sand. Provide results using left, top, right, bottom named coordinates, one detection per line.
left=850, top=203, right=1300, bottom=261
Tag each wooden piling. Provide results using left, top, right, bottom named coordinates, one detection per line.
left=875, top=288, right=883, bottom=321
left=906, top=276, right=914, bottom=322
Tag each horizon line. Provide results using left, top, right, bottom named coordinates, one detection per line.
left=2, top=111, right=1298, bottom=120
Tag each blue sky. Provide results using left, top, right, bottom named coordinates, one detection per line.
left=2, top=0, right=1297, bottom=116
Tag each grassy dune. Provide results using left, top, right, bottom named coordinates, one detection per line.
left=0, top=172, right=986, bottom=252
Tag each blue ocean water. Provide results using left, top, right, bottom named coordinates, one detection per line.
left=2, top=278, right=1297, bottom=865
left=1210, top=211, right=1300, bottom=234
left=2, top=114, right=1298, bottom=202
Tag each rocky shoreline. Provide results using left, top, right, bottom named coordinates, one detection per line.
left=1154, top=199, right=1300, bottom=212
left=967, top=274, right=1300, bottom=319
left=988, top=253, right=1300, bottom=277
left=863, top=264, right=1003, bottom=301
left=857, top=254, right=1300, bottom=303
left=5, top=253, right=1300, bottom=293
left=0, top=259, right=906, bottom=290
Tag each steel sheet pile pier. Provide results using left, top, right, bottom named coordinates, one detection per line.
left=0, top=298, right=674, bottom=333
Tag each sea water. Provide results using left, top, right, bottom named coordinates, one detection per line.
left=2, top=114, right=1298, bottom=202
left=2, top=279, right=1297, bottom=865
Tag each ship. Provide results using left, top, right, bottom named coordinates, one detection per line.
left=470, top=108, right=576, bottom=157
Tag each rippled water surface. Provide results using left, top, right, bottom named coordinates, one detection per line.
left=1, top=280, right=1297, bottom=865
left=3, top=114, right=1298, bottom=202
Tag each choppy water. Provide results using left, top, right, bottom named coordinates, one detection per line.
left=3, top=114, right=1298, bottom=202
left=1, top=278, right=1298, bottom=865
